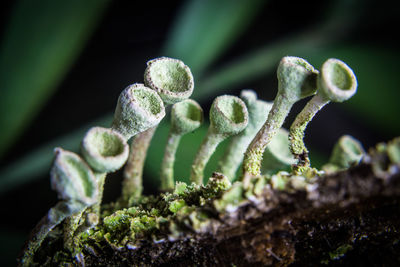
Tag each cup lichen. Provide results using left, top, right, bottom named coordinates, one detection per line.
left=51, top=148, right=99, bottom=205
left=190, top=95, right=248, bottom=185
left=122, top=57, right=194, bottom=202
left=218, top=90, right=272, bottom=180
left=81, top=126, right=129, bottom=173
left=144, top=57, right=194, bottom=105
left=322, top=135, right=365, bottom=173
left=160, top=99, right=203, bottom=190
left=20, top=56, right=378, bottom=266
left=111, top=83, right=165, bottom=140
left=289, top=58, right=357, bottom=173
left=241, top=56, right=318, bottom=186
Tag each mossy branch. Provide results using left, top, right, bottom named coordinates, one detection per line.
left=23, top=142, right=400, bottom=266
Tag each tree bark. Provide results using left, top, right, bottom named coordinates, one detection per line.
left=26, top=150, right=400, bottom=266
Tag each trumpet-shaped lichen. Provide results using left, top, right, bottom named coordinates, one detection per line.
left=22, top=56, right=391, bottom=267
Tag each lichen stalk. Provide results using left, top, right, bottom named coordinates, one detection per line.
left=241, top=56, right=319, bottom=186
left=289, top=58, right=357, bottom=173
left=289, top=94, right=328, bottom=170
left=112, top=83, right=165, bottom=201
left=92, top=172, right=107, bottom=215
left=218, top=90, right=272, bottom=180
left=242, top=93, right=295, bottom=184
left=122, top=57, right=194, bottom=200
left=64, top=171, right=106, bottom=252
left=122, top=126, right=156, bottom=201
left=160, top=132, right=182, bottom=190
left=190, top=128, right=226, bottom=185
left=160, top=99, right=203, bottom=190
left=191, top=95, right=248, bottom=184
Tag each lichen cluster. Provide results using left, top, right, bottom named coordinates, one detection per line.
left=20, top=55, right=388, bottom=266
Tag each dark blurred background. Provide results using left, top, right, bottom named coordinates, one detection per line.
left=0, top=0, right=399, bottom=265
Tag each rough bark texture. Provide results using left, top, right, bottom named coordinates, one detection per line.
left=24, top=144, right=400, bottom=266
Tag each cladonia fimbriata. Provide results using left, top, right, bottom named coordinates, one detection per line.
left=289, top=58, right=357, bottom=174
left=20, top=56, right=372, bottom=266
left=122, top=57, right=194, bottom=201
left=241, top=56, right=318, bottom=186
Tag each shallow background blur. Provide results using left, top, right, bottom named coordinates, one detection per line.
left=0, top=0, right=399, bottom=265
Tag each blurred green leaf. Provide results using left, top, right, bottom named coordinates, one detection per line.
left=194, top=0, right=367, bottom=100
left=0, top=0, right=109, bottom=158
left=307, top=45, right=400, bottom=135
left=196, top=32, right=327, bottom=99
left=163, top=0, right=265, bottom=76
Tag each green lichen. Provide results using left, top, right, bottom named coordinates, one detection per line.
left=51, top=148, right=98, bottom=205
left=289, top=59, right=357, bottom=173
left=111, top=84, right=165, bottom=140
left=190, top=95, right=248, bottom=184
left=144, top=57, right=194, bottom=105
left=81, top=127, right=129, bottom=173
left=242, top=57, right=318, bottom=182
left=77, top=174, right=233, bottom=250
left=103, top=210, right=132, bottom=232
left=322, top=135, right=365, bottom=173
left=328, top=244, right=353, bottom=261
left=123, top=58, right=194, bottom=201
left=218, top=90, right=272, bottom=180
left=21, top=56, right=372, bottom=266
left=161, top=99, right=203, bottom=190
left=173, top=181, right=188, bottom=196
left=24, top=134, right=400, bottom=265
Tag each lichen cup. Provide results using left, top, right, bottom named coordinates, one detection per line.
left=81, top=127, right=129, bottom=173
left=289, top=58, right=358, bottom=172
left=190, top=95, right=248, bottom=185
left=160, top=99, right=203, bottom=190
left=111, top=83, right=166, bottom=140
left=144, top=57, right=194, bottom=105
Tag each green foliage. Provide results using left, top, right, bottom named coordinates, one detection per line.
left=309, top=46, right=400, bottom=135
left=163, top=0, right=265, bottom=76
left=0, top=0, right=109, bottom=157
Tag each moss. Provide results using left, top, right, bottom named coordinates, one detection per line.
left=103, top=210, right=132, bottom=234
left=74, top=175, right=235, bottom=250
left=173, top=181, right=188, bottom=196
left=169, top=199, right=187, bottom=213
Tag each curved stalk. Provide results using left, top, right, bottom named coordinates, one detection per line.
left=241, top=56, right=318, bottom=186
